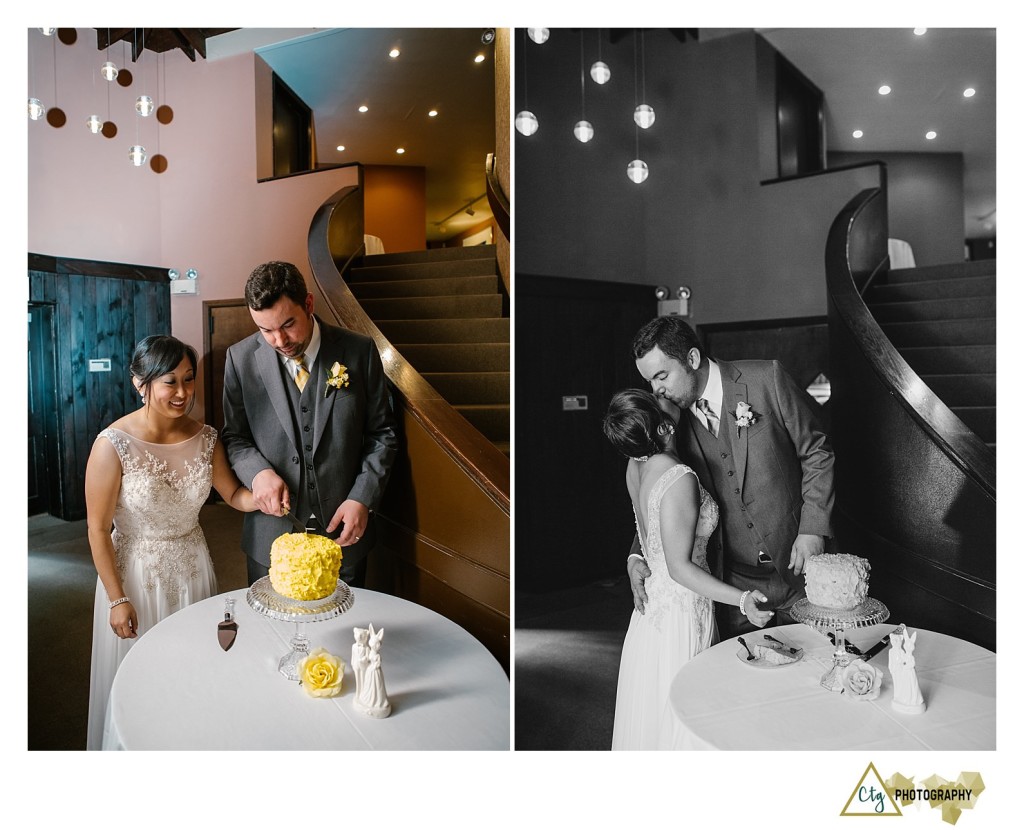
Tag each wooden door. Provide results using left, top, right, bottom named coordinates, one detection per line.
left=28, top=303, right=60, bottom=516
left=204, top=300, right=259, bottom=431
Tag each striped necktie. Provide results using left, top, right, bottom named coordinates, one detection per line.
left=696, top=398, right=719, bottom=437
left=291, top=354, right=309, bottom=392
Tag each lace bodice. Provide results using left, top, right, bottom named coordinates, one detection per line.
left=633, top=464, right=720, bottom=631
left=99, top=426, right=216, bottom=600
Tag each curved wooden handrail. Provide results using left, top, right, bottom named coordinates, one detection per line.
left=306, top=185, right=510, bottom=515
left=826, top=189, right=995, bottom=497
left=826, top=187, right=994, bottom=648
left=485, top=152, right=510, bottom=242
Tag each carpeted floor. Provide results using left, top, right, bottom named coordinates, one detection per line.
left=514, top=577, right=633, bottom=750
left=27, top=503, right=248, bottom=751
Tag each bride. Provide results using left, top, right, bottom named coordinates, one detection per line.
left=84, top=335, right=265, bottom=750
left=603, top=389, right=772, bottom=750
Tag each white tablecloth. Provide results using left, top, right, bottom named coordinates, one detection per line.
left=667, top=623, right=994, bottom=750
left=104, top=588, right=509, bottom=750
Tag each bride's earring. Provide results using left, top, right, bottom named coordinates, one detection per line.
left=656, top=422, right=675, bottom=437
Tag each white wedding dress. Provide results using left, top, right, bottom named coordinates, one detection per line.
left=86, top=426, right=219, bottom=750
left=611, top=464, right=719, bottom=750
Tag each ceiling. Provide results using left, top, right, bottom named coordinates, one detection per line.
left=206, top=28, right=498, bottom=243
left=742, top=28, right=996, bottom=239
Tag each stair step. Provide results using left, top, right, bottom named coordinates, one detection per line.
left=866, top=275, right=995, bottom=303
left=351, top=258, right=497, bottom=282
left=349, top=274, right=501, bottom=300
left=395, top=343, right=509, bottom=373
left=950, top=406, right=996, bottom=442
left=455, top=403, right=510, bottom=442
left=898, top=345, right=996, bottom=375
left=879, top=318, right=995, bottom=348
left=919, top=374, right=996, bottom=407
left=377, top=318, right=509, bottom=344
left=360, top=294, right=504, bottom=320
left=869, top=296, right=996, bottom=323
left=886, top=260, right=995, bottom=283
left=422, top=372, right=510, bottom=404
left=361, top=245, right=496, bottom=267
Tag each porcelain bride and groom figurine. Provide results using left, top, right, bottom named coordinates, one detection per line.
left=603, top=316, right=836, bottom=750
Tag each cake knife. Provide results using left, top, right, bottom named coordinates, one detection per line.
left=280, top=508, right=308, bottom=534
left=217, top=597, right=238, bottom=651
left=862, top=623, right=906, bottom=662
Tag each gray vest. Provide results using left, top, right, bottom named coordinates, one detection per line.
left=690, top=415, right=765, bottom=569
left=281, top=356, right=322, bottom=529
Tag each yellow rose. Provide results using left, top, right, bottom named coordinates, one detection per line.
left=841, top=659, right=883, bottom=701
left=299, top=647, right=345, bottom=698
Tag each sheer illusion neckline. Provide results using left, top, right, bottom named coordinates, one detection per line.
left=106, top=425, right=206, bottom=447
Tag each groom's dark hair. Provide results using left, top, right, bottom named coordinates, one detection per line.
left=245, top=261, right=309, bottom=310
left=632, top=316, right=704, bottom=364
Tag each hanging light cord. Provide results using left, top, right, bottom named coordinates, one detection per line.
left=522, top=28, right=529, bottom=109
left=634, top=31, right=640, bottom=157
left=579, top=31, right=586, bottom=119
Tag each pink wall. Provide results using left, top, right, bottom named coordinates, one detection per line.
left=27, top=29, right=359, bottom=420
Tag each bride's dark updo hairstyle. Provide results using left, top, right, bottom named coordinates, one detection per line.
left=603, top=389, right=673, bottom=460
left=130, top=335, right=198, bottom=414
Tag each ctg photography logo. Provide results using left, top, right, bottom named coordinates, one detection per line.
left=841, top=763, right=985, bottom=824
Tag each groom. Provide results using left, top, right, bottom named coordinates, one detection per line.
left=627, top=316, right=835, bottom=636
left=222, top=261, right=398, bottom=588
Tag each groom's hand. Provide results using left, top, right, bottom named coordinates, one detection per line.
left=627, top=556, right=651, bottom=614
left=327, top=500, right=369, bottom=547
left=252, top=468, right=289, bottom=515
left=787, top=533, right=824, bottom=576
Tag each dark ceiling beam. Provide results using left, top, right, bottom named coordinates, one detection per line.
left=174, top=29, right=206, bottom=61
left=92, top=28, right=237, bottom=62
left=608, top=28, right=699, bottom=44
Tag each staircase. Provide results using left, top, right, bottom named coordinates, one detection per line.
left=347, top=245, right=510, bottom=456
left=864, top=259, right=996, bottom=450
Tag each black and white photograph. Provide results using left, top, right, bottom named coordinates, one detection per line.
left=514, top=26, right=996, bottom=753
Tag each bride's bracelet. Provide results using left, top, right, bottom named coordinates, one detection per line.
left=738, top=590, right=751, bottom=613
left=109, top=596, right=131, bottom=609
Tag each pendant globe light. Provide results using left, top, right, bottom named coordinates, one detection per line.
left=573, top=32, right=593, bottom=143
left=515, top=29, right=539, bottom=136
left=627, top=32, right=648, bottom=183
left=591, top=29, right=610, bottom=84
left=527, top=28, right=549, bottom=44
left=135, top=29, right=155, bottom=116
left=100, top=28, right=118, bottom=82
left=633, top=31, right=655, bottom=128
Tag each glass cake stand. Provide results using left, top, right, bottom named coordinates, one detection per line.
left=791, top=597, right=889, bottom=692
left=246, top=576, right=355, bottom=681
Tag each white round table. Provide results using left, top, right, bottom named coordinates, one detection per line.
left=103, top=587, right=509, bottom=750
left=667, top=623, right=995, bottom=750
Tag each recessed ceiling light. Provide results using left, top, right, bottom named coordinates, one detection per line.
left=964, top=88, right=976, bottom=98
left=474, top=54, right=485, bottom=63
left=358, top=105, right=368, bottom=113
left=389, top=48, right=400, bottom=58
left=396, top=147, right=405, bottom=154
left=428, top=109, right=438, bottom=117
left=914, top=28, right=927, bottom=36
left=878, top=85, right=892, bottom=95
left=925, top=131, right=937, bottom=140
left=852, top=129, right=864, bottom=138
left=336, top=145, right=345, bottom=152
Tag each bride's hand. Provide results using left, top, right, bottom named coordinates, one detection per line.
left=742, top=590, right=774, bottom=628
left=110, top=602, right=138, bottom=639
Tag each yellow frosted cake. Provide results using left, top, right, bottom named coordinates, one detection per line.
left=804, top=553, right=870, bottom=610
left=269, top=533, right=343, bottom=600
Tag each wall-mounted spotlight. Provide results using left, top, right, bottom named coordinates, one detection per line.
left=170, top=268, right=199, bottom=295
left=657, top=285, right=691, bottom=317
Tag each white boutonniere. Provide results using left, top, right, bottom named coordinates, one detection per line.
left=732, top=401, right=758, bottom=438
left=324, top=361, right=350, bottom=398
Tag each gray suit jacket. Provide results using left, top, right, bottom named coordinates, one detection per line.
left=680, top=359, right=834, bottom=587
left=221, top=319, right=398, bottom=569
